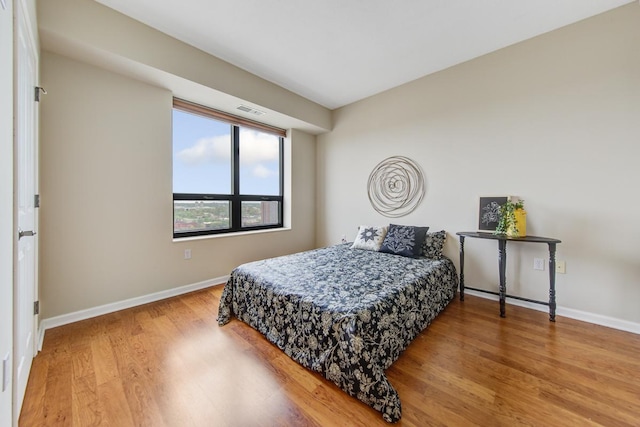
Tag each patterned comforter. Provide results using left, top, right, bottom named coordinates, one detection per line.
left=217, top=243, right=458, bottom=422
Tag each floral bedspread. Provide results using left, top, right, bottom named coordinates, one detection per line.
left=217, top=244, right=458, bottom=422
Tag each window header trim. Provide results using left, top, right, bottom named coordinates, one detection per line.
left=173, top=98, right=286, bottom=138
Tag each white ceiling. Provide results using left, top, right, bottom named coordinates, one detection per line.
left=96, top=0, right=634, bottom=110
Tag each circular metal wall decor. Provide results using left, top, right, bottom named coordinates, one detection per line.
left=367, top=156, right=425, bottom=218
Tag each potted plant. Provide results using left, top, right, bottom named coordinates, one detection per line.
left=494, top=198, right=526, bottom=237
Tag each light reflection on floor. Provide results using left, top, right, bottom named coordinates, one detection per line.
left=165, top=325, right=287, bottom=426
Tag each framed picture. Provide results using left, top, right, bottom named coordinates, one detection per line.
left=478, top=196, right=507, bottom=231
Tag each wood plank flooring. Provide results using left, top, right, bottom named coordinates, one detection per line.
left=20, top=286, right=640, bottom=426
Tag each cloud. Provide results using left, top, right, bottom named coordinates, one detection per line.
left=239, top=129, right=279, bottom=166
left=176, top=135, right=230, bottom=165
left=177, top=129, right=279, bottom=168
left=252, top=164, right=276, bottom=178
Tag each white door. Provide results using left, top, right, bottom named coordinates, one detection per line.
left=1, top=1, right=15, bottom=426
left=14, top=0, right=39, bottom=419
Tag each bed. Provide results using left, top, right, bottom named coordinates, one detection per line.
left=217, top=241, right=458, bottom=422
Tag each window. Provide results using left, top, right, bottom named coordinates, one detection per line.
left=172, top=99, right=285, bottom=238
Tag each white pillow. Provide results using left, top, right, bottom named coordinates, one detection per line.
left=351, top=225, right=389, bottom=251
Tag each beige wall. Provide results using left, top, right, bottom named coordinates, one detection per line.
left=39, top=52, right=316, bottom=319
left=317, top=5, right=640, bottom=324
left=38, top=1, right=640, bottom=326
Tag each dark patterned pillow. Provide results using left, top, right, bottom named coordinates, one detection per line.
left=422, top=230, right=446, bottom=259
left=380, top=224, right=429, bottom=257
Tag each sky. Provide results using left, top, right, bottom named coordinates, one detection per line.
left=172, top=109, right=280, bottom=195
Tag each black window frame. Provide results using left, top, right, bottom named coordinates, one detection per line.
left=173, top=100, right=284, bottom=239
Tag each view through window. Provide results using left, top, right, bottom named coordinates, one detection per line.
left=173, top=100, right=283, bottom=237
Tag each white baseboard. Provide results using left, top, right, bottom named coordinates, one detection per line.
left=37, top=322, right=45, bottom=352
left=465, top=289, right=640, bottom=335
left=36, top=278, right=639, bottom=351
left=38, top=276, right=229, bottom=350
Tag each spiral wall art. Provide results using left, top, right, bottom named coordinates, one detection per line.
left=367, top=156, right=425, bottom=217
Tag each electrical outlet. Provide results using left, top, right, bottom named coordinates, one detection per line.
left=556, top=260, right=566, bottom=274
left=341, top=234, right=347, bottom=244
left=184, top=249, right=192, bottom=260
left=533, top=258, right=545, bottom=271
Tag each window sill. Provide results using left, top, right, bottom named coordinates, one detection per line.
left=172, top=226, right=291, bottom=243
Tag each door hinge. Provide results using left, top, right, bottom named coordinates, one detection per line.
left=34, top=301, right=39, bottom=315
left=34, top=194, right=40, bottom=208
left=34, top=86, right=47, bottom=102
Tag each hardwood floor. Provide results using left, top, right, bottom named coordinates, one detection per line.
left=20, top=286, right=640, bottom=426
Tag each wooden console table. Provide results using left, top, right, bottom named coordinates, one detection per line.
left=456, top=232, right=561, bottom=321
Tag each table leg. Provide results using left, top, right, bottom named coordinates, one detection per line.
left=498, top=240, right=507, bottom=318
left=459, top=236, right=465, bottom=301
left=548, top=243, right=557, bottom=322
